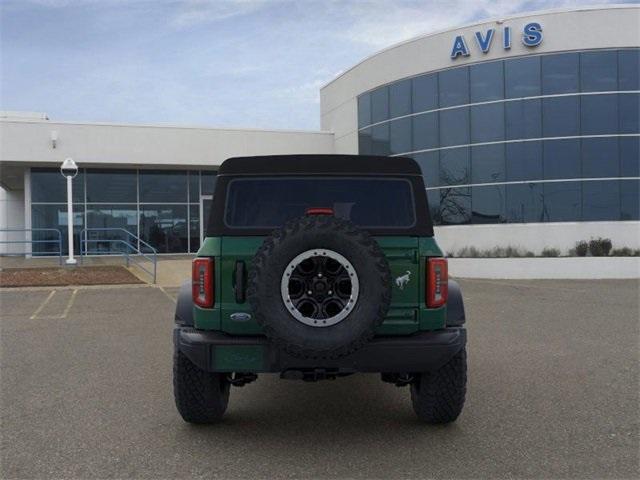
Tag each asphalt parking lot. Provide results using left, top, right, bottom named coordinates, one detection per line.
left=1, top=279, right=638, bottom=479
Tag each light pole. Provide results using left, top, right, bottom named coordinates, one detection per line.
left=60, top=158, right=78, bottom=265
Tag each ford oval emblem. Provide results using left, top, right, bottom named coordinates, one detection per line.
left=230, top=312, right=252, bottom=322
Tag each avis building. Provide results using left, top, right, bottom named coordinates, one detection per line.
left=1, top=5, right=638, bottom=258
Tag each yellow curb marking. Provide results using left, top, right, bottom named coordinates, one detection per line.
left=30, top=290, right=56, bottom=319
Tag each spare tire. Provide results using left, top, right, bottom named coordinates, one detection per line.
left=247, top=215, right=391, bottom=359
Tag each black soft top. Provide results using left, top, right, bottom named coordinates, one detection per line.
left=207, top=155, right=433, bottom=237
left=217, top=154, right=423, bottom=176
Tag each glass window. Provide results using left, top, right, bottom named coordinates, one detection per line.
left=581, top=51, right=617, bottom=92
left=31, top=168, right=84, bottom=203
left=371, top=123, right=390, bottom=155
left=412, top=113, right=438, bottom=151
left=505, top=99, right=542, bottom=140
left=358, top=128, right=373, bottom=155
left=86, top=169, right=135, bottom=203
left=140, top=170, right=187, bottom=203
left=505, top=56, right=540, bottom=98
left=188, top=171, right=200, bottom=202
left=389, top=79, right=412, bottom=118
left=471, top=144, right=505, bottom=184
left=86, top=205, right=138, bottom=254
left=582, top=180, right=620, bottom=221
left=506, top=183, right=543, bottom=223
left=389, top=118, right=412, bottom=155
left=440, top=148, right=470, bottom=186
left=470, top=61, right=504, bottom=102
left=224, top=178, right=416, bottom=228
left=358, top=93, right=371, bottom=128
left=470, top=103, right=504, bottom=143
left=439, top=108, right=469, bottom=147
left=189, top=205, right=200, bottom=252
left=542, top=53, right=579, bottom=94
left=582, top=137, right=619, bottom=178
left=370, top=87, right=389, bottom=123
left=412, top=151, right=439, bottom=188
left=439, top=67, right=469, bottom=107
left=542, top=96, right=579, bottom=137
left=621, top=180, right=639, bottom=220
left=619, top=49, right=640, bottom=91
left=506, top=141, right=543, bottom=181
left=619, top=92, right=640, bottom=134
left=581, top=94, right=618, bottom=135
left=543, top=139, right=580, bottom=180
left=412, top=73, right=438, bottom=113
left=201, top=171, right=217, bottom=196
left=543, top=181, right=581, bottom=222
left=427, top=189, right=441, bottom=225
left=620, top=137, right=640, bottom=177
left=139, top=205, right=188, bottom=253
left=472, top=185, right=505, bottom=224
left=439, top=187, right=471, bottom=225
left=31, top=204, right=84, bottom=256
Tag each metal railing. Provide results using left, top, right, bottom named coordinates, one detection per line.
left=0, top=228, right=64, bottom=265
left=79, top=228, right=157, bottom=283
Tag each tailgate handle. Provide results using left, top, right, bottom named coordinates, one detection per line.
left=234, top=261, right=246, bottom=303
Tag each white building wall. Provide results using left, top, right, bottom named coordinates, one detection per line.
left=0, top=120, right=335, bottom=169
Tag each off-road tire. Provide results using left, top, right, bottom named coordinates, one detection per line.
left=248, top=215, right=392, bottom=359
left=173, top=347, right=230, bottom=424
left=410, top=347, right=467, bottom=424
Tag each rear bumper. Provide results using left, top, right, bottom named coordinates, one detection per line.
left=175, top=326, right=466, bottom=374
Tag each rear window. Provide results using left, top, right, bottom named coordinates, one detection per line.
left=224, top=177, right=416, bottom=229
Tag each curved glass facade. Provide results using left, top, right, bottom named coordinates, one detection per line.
left=358, top=49, right=640, bottom=225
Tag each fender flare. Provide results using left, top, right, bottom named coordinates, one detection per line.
left=175, top=281, right=194, bottom=326
left=446, top=279, right=466, bottom=326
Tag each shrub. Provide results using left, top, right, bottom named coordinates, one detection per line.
left=589, top=237, right=612, bottom=257
left=610, top=247, right=640, bottom=257
left=574, top=241, right=589, bottom=257
left=541, top=247, right=561, bottom=257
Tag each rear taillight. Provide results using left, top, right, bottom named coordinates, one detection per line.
left=192, top=257, right=214, bottom=308
left=426, top=257, right=448, bottom=308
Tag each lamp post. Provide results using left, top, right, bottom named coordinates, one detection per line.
left=60, top=158, right=78, bottom=265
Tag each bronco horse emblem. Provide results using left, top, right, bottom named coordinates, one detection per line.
left=395, top=271, right=412, bottom=290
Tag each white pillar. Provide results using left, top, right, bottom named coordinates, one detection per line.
left=65, top=175, right=76, bottom=265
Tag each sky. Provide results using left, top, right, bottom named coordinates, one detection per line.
left=0, top=0, right=634, bottom=130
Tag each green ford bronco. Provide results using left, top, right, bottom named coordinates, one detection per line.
left=173, top=154, right=467, bottom=424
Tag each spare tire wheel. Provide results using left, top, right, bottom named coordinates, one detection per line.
left=247, top=215, right=392, bottom=359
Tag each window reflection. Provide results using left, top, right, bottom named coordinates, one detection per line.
left=358, top=93, right=371, bottom=128
left=87, top=169, right=135, bottom=203
left=505, top=57, right=540, bottom=98
left=582, top=180, right=620, bottom=221
left=440, top=148, right=470, bottom=186
left=140, top=170, right=187, bottom=203
left=390, top=79, right=411, bottom=118
left=86, top=205, right=138, bottom=254
left=542, top=53, right=579, bottom=94
left=543, top=182, right=581, bottom=222
left=472, top=185, right=505, bottom=224
left=32, top=169, right=84, bottom=203
left=412, top=113, right=438, bottom=151
left=581, top=94, right=618, bottom=135
left=31, top=204, right=84, bottom=255
left=371, top=123, right=390, bottom=155
left=506, top=183, right=544, bottom=223
left=621, top=180, right=640, bottom=220
left=389, top=118, right=411, bottom=155
left=439, top=67, right=469, bottom=107
left=371, top=87, right=389, bottom=123
left=470, top=61, right=504, bottom=102
left=581, top=51, right=618, bottom=92
left=440, top=187, right=471, bottom=225
left=139, top=206, right=188, bottom=253
left=412, top=74, right=438, bottom=113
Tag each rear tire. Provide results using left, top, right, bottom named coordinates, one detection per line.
left=173, top=347, right=230, bottom=424
left=410, top=347, right=467, bottom=424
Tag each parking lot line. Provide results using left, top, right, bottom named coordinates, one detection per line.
left=59, top=289, right=78, bottom=318
left=29, top=290, right=56, bottom=319
left=158, top=286, right=177, bottom=304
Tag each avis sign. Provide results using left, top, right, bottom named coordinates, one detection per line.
left=450, top=22, right=543, bottom=59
